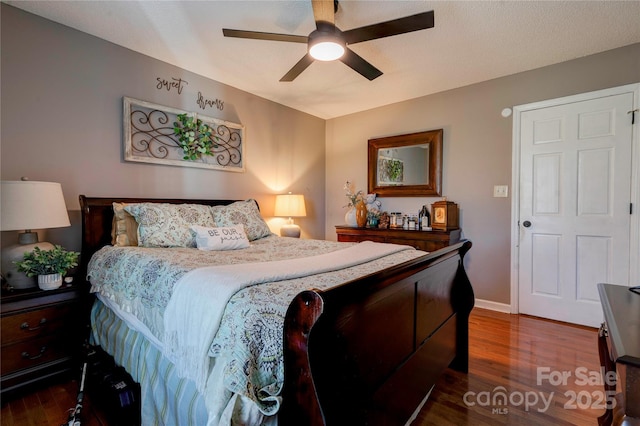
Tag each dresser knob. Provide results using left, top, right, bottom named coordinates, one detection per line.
left=20, top=318, right=47, bottom=331
left=21, top=346, right=47, bottom=360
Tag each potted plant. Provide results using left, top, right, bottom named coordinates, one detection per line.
left=15, top=245, right=79, bottom=290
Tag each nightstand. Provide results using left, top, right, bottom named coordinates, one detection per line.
left=1, top=284, right=87, bottom=397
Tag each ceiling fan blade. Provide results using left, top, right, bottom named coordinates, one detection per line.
left=223, top=28, right=308, bottom=43
left=312, top=0, right=335, bottom=26
left=280, top=54, right=315, bottom=82
left=340, top=48, right=382, bottom=81
left=342, top=10, right=434, bottom=45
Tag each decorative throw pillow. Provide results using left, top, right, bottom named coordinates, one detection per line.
left=124, top=203, right=216, bottom=247
left=191, top=224, right=250, bottom=251
left=111, top=202, right=139, bottom=247
left=210, top=199, right=272, bottom=241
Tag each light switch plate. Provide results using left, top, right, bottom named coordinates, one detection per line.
left=493, top=185, right=509, bottom=198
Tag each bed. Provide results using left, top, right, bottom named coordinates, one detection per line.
left=79, top=195, right=474, bottom=425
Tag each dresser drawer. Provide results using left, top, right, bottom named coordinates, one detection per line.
left=1, top=333, right=72, bottom=375
left=1, top=303, right=76, bottom=345
left=338, top=234, right=387, bottom=244
left=335, top=226, right=461, bottom=253
left=400, top=239, right=431, bottom=251
left=401, top=239, right=451, bottom=252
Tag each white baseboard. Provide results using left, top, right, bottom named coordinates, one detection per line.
left=474, top=298, right=512, bottom=313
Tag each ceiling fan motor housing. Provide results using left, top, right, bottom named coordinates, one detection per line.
left=308, top=24, right=345, bottom=61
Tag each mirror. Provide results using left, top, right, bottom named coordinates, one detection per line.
left=368, top=129, right=442, bottom=197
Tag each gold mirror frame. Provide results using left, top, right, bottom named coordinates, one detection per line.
left=368, top=129, right=443, bottom=197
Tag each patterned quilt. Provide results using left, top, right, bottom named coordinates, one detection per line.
left=87, top=235, right=426, bottom=421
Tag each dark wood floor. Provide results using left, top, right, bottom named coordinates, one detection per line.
left=416, top=308, right=602, bottom=425
left=1, top=308, right=602, bottom=425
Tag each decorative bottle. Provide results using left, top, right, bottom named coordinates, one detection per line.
left=355, top=199, right=368, bottom=228
left=420, top=205, right=431, bottom=230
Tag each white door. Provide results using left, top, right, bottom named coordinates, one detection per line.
left=517, top=91, right=634, bottom=327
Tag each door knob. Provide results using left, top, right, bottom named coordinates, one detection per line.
left=522, top=220, right=532, bottom=228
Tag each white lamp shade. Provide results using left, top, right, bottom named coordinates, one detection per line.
left=1, top=180, right=71, bottom=231
left=274, top=194, right=307, bottom=218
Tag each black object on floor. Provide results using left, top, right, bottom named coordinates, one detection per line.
left=84, top=345, right=141, bottom=426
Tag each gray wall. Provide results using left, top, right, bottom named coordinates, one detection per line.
left=3, top=4, right=639, bottom=307
left=325, top=43, right=640, bottom=304
left=1, top=4, right=326, bottom=253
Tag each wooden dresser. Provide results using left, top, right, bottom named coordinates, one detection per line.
left=335, top=226, right=461, bottom=252
left=597, top=283, right=640, bottom=426
left=1, top=284, right=86, bottom=397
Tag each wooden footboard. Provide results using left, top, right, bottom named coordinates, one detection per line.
left=281, top=240, right=473, bottom=425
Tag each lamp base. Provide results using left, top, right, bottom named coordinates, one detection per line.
left=1, top=240, right=55, bottom=290
left=280, top=224, right=301, bottom=238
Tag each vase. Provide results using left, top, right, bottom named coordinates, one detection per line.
left=38, top=273, right=63, bottom=291
left=355, top=200, right=368, bottom=228
left=345, top=207, right=358, bottom=227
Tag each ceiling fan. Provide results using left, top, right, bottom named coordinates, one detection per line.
left=222, top=0, right=434, bottom=82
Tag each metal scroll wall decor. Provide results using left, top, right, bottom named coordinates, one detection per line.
left=123, top=97, right=244, bottom=172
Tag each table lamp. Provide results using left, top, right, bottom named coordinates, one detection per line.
left=274, top=193, right=306, bottom=238
left=1, top=180, right=71, bottom=289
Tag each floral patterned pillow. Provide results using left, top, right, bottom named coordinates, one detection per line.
left=124, top=203, right=216, bottom=247
left=210, top=199, right=272, bottom=241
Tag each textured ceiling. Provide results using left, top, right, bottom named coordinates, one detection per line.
left=6, top=0, right=640, bottom=119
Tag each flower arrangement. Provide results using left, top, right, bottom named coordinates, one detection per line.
left=173, top=113, right=220, bottom=161
left=367, top=208, right=382, bottom=227
left=15, top=245, right=79, bottom=277
left=343, top=181, right=364, bottom=208
left=367, top=208, right=381, bottom=221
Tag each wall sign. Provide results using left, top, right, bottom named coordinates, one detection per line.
left=156, top=77, right=188, bottom=94
left=155, top=76, right=224, bottom=111
left=123, top=97, right=244, bottom=172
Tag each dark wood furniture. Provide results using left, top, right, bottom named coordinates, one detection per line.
left=336, top=225, right=461, bottom=252
left=79, top=195, right=474, bottom=425
left=1, top=284, right=85, bottom=397
left=597, top=283, right=640, bottom=426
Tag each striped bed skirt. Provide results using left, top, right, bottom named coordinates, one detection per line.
left=90, top=298, right=209, bottom=425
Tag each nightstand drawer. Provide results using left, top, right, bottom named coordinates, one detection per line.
left=1, top=285, right=86, bottom=397
left=1, top=333, right=71, bottom=375
left=1, top=304, right=76, bottom=345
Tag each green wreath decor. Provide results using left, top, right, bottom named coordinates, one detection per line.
left=173, top=113, right=219, bottom=161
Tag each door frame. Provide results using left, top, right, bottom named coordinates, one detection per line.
left=510, top=83, right=640, bottom=314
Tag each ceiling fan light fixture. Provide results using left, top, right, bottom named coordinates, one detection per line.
left=308, top=30, right=345, bottom=61
left=309, top=40, right=344, bottom=61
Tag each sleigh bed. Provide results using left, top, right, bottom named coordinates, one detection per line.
left=79, top=195, right=474, bottom=425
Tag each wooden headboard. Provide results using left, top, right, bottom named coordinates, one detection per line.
left=77, top=195, right=241, bottom=281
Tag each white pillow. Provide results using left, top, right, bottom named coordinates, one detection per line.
left=191, top=224, right=250, bottom=251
